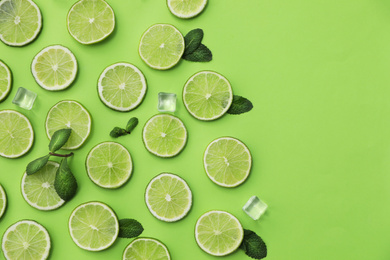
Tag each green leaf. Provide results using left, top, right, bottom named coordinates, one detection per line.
left=125, top=117, right=138, bottom=133
left=239, top=229, right=267, bottom=259
left=183, top=44, right=212, bottom=62
left=118, top=219, right=144, bottom=238
left=184, top=28, right=204, bottom=55
left=26, top=154, right=50, bottom=175
left=227, top=95, right=253, bottom=115
left=49, top=129, right=72, bottom=152
left=54, top=158, right=77, bottom=201
left=110, top=127, right=128, bottom=138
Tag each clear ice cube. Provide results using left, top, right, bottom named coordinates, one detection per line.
left=12, top=87, right=37, bottom=110
left=243, top=196, right=268, bottom=220
left=158, top=92, right=176, bottom=112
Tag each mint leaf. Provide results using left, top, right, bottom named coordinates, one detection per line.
left=125, top=117, right=138, bottom=133
left=183, top=44, right=212, bottom=62
left=227, top=95, right=253, bottom=115
left=110, top=127, right=128, bottom=138
left=54, top=158, right=77, bottom=201
left=118, top=219, right=144, bottom=238
left=239, top=229, right=267, bottom=259
left=49, top=129, right=72, bottom=152
left=184, top=28, right=204, bottom=55
left=26, top=154, right=50, bottom=175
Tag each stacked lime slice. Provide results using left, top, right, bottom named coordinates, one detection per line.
left=98, top=63, right=147, bottom=111
left=0, top=184, right=6, bottom=219
left=139, top=24, right=185, bottom=70
left=167, top=0, right=208, bottom=19
left=123, top=238, right=171, bottom=260
left=0, top=0, right=42, bottom=46
left=32, top=45, right=78, bottom=91
left=0, top=110, right=34, bottom=158
left=45, top=100, right=91, bottom=150
left=67, top=0, right=115, bottom=44
left=0, top=61, right=12, bottom=102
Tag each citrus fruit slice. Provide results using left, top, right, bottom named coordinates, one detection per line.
left=0, top=184, right=7, bottom=219
left=31, top=45, right=78, bottom=91
left=142, top=114, right=187, bottom=157
left=139, top=24, right=185, bottom=70
left=69, top=201, right=119, bottom=251
left=0, top=110, right=34, bottom=158
left=21, top=161, right=65, bottom=211
left=167, top=0, right=208, bottom=19
left=2, top=220, right=51, bottom=260
left=86, top=142, right=133, bottom=189
left=67, top=0, right=115, bottom=44
left=183, top=71, right=233, bottom=121
left=195, top=210, right=244, bottom=256
left=45, top=100, right=91, bottom=150
left=145, top=173, right=192, bottom=222
left=204, top=137, right=252, bottom=187
left=98, top=63, right=147, bottom=111
left=0, top=60, right=12, bottom=102
left=0, top=0, right=42, bottom=46
left=123, top=238, right=171, bottom=260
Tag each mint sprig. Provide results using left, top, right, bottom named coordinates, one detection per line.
left=54, top=157, right=78, bottom=201
left=240, top=229, right=267, bottom=259
left=183, top=29, right=212, bottom=62
left=227, top=95, right=253, bottom=115
left=110, top=117, right=138, bottom=138
left=118, top=219, right=144, bottom=238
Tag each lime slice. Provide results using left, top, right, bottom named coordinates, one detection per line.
left=2, top=220, right=51, bottom=260
left=31, top=45, right=78, bottom=91
left=145, top=173, right=192, bottom=222
left=0, top=184, right=7, bottom=219
left=0, top=0, right=42, bottom=46
left=0, top=110, right=34, bottom=158
left=183, top=71, right=233, bottom=121
left=142, top=114, right=187, bottom=157
left=21, top=161, right=65, bottom=211
left=195, top=210, right=244, bottom=256
left=86, top=142, right=133, bottom=189
left=167, top=0, right=208, bottom=19
left=123, top=238, right=171, bottom=260
left=69, top=201, right=119, bottom=251
left=45, top=100, right=91, bottom=150
left=67, top=0, right=115, bottom=44
left=98, top=63, right=147, bottom=111
left=0, top=60, right=12, bottom=102
left=139, top=24, right=185, bottom=70
left=204, top=137, right=252, bottom=187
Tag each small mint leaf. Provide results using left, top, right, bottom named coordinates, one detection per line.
left=239, top=229, right=267, bottom=259
left=26, top=154, right=50, bottom=175
left=184, top=28, right=204, bottom=55
left=49, top=129, right=72, bottom=152
left=110, top=127, right=128, bottom=138
left=118, top=219, right=144, bottom=238
left=125, top=117, right=138, bottom=133
left=54, top=158, right=77, bottom=201
left=227, top=95, right=253, bottom=115
left=183, top=44, right=212, bottom=62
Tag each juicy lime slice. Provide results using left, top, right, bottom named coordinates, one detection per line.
left=31, top=45, right=78, bottom=91
left=167, top=0, right=208, bottom=19
left=45, top=100, right=91, bottom=150
left=183, top=71, right=233, bottom=121
left=98, top=63, right=147, bottom=111
left=0, top=60, right=12, bottom=102
left=86, top=142, right=133, bottom=189
left=139, top=24, right=185, bottom=70
left=204, top=137, right=252, bottom=187
left=2, top=220, right=51, bottom=260
left=0, top=110, right=34, bottom=158
left=21, top=161, right=65, bottom=211
left=145, top=173, right=192, bottom=222
left=69, top=201, right=119, bottom=251
left=123, top=238, right=171, bottom=260
left=0, top=0, right=42, bottom=46
left=67, top=0, right=115, bottom=44
left=142, top=114, right=187, bottom=157
left=0, top=184, right=7, bottom=219
left=195, top=210, right=243, bottom=256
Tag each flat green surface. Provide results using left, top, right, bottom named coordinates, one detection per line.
left=0, top=0, right=390, bottom=259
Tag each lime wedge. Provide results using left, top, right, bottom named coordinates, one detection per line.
left=195, top=210, right=243, bottom=256
left=0, top=110, right=34, bottom=158
left=145, top=173, right=192, bottom=222
left=204, top=137, right=252, bottom=187
left=67, top=0, right=115, bottom=44
left=0, top=184, right=7, bottom=219
left=0, top=60, right=12, bottom=102
left=45, top=100, right=91, bottom=150
left=2, top=220, right=51, bottom=260
left=143, top=114, right=187, bottom=158
left=0, top=0, right=42, bottom=46
left=98, top=63, right=147, bottom=111
left=86, top=142, right=133, bottom=189
left=183, top=71, right=233, bottom=121
left=167, top=0, right=208, bottom=19
left=123, top=238, right=171, bottom=260
left=21, top=161, right=65, bottom=211
left=139, top=24, right=185, bottom=70
left=31, top=45, right=78, bottom=91
left=69, top=201, right=119, bottom=251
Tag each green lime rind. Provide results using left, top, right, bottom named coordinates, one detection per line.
left=123, top=237, right=171, bottom=260
left=0, top=60, right=12, bottom=102
left=0, top=184, right=7, bottom=219
left=167, top=0, right=208, bottom=19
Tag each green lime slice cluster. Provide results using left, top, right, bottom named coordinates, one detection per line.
left=123, top=238, right=171, bottom=260
left=0, top=184, right=7, bottom=219
left=167, top=0, right=208, bottom=19
left=0, top=60, right=12, bottom=102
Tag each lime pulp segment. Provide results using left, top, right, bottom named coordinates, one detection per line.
left=123, top=238, right=171, bottom=260
left=0, top=184, right=6, bottom=219
left=0, top=60, right=12, bottom=102
left=167, top=0, right=208, bottom=19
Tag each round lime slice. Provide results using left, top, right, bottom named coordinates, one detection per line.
left=0, top=60, right=12, bottom=102
left=0, top=110, right=34, bottom=158
left=183, top=71, right=233, bottom=121
left=167, top=0, right=208, bottom=19
left=123, top=238, right=171, bottom=260
left=0, top=184, right=7, bottom=219
left=139, top=24, right=185, bottom=70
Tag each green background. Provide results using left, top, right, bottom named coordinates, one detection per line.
left=1, top=0, right=390, bottom=259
